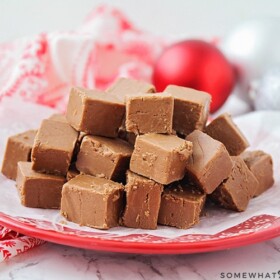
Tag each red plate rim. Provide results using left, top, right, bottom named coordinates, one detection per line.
left=0, top=213, right=280, bottom=254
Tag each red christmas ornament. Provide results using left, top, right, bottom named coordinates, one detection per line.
left=153, top=40, right=236, bottom=112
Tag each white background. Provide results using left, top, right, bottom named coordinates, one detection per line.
left=0, top=0, right=280, bottom=42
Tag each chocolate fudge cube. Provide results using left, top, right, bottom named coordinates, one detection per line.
left=49, top=113, right=84, bottom=162
left=241, top=150, right=274, bottom=196
left=121, top=171, right=163, bottom=229
left=66, top=87, right=125, bottom=137
left=130, top=134, right=193, bottom=185
left=31, top=119, right=78, bottom=176
left=125, top=93, right=174, bottom=134
left=164, top=85, right=211, bottom=135
left=48, top=113, right=67, bottom=122
left=107, top=78, right=155, bottom=136
left=76, top=136, right=133, bottom=181
left=158, top=184, right=206, bottom=229
left=211, top=156, right=259, bottom=211
left=205, top=113, right=249, bottom=155
left=61, top=174, right=124, bottom=229
left=16, top=162, right=65, bottom=209
left=107, top=77, right=155, bottom=103
left=185, top=130, right=233, bottom=194
left=1, top=130, right=37, bottom=180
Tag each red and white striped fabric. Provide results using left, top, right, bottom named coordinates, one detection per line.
left=0, top=5, right=165, bottom=111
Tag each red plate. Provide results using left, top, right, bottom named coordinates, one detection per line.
left=0, top=212, right=279, bottom=254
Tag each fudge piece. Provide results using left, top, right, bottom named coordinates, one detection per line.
left=121, top=171, right=163, bottom=229
left=130, top=134, right=193, bottom=185
left=76, top=136, right=133, bottom=181
left=107, top=78, right=155, bottom=135
left=16, top=162, right=65, bottom=209
left=164, top=85, right=211, bottom=135
left=241, top=150, right=274, bottom=196
left=205, top=113, right=249, bottom=155
left=158, top=184, right=206, bottom=229
left=31, top=119, right=78, bottom=176
left=61, top=174, right=124, bottom=229
left=1, top=130, right=37, bottom=180
left=66, top=164, right=80, bottom=181
left=48, top=113, right=67, bottom=123
left=125, top=93, right=174, bottom=134
left=185, top=130, right=233, bottom=194
left=211, top=156, right=259, bottom=211
left=107, top=77, right=155, bottom=103
left=66, top=87, right=125, bottom=137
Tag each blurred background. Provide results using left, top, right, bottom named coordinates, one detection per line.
left=1, top=0, right=280, bottom=115
left=1, top=0, right=279, bottom=41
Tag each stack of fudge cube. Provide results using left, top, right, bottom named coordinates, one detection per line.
left=1, top=78, right=274, bottom=230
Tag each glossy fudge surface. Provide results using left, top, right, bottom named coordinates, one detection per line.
left=185, top=130, right=233, bottom=194
left=61, top=174, right=124, bottom=229
left=125, top=93, right=174, bottom=134
left=31, top=119, right=78, bottom=176
left=66, top=87, right=125, bottom=137
left=241, top=150, right=274, bottom=196
left=17, top=162, right=65, bottom=209
left=164, top=85, right=211, bottom=135
left=121, top=171, right=163, bottom=229
left=211, top=156, right=258, bottom=212
left=205, top=113, right=249, bottom=155
left=76, top=136, right=133, bottom=182
left=130, top=134, right=193, bottom=185
left=158, top=184, right=206, bottom=229
left=1, top=129, right=37, bottom=180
